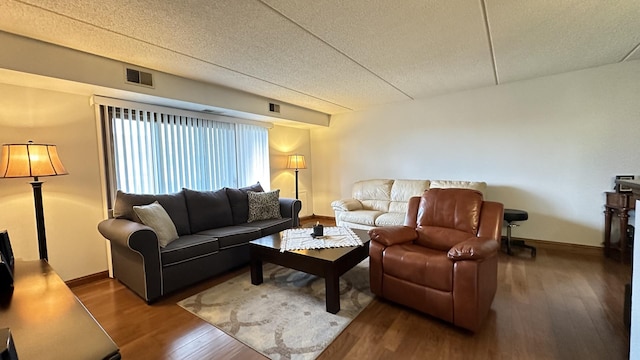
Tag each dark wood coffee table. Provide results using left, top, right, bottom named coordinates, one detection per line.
left=249, top=228, right=370, bottom=314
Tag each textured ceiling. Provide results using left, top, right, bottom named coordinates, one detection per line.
left=0, top=0, right=639, bottom=115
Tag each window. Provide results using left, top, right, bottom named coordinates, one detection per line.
left=97, top=98, right=271, bottom=202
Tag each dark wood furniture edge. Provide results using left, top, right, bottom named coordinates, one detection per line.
left=2, top=260, right=120, bottom=359
left=249, top=230, right=370, bottom=314
left=300, top=214, right=335, bottom=222
left=617, top=179, right=640, bottom=198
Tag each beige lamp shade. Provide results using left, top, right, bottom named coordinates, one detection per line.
left=0, top=142, right=68, bottom=178
left=286, top=154, right=307, bottom=170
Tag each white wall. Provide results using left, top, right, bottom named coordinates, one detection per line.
left=311, top=60, right=640, bottom=247
left=269, top=125, right=313, bottom=217
left=632, top=199, right=639, bottom=358
left=0, top=83, right=108, bottom=280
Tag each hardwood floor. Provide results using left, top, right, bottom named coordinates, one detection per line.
left=72, top=225, right=631, bottom=359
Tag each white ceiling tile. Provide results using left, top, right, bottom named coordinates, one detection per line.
left=486, top=0, right=640, bottom=83
left=263, top=0, right=497, bottom=99
left=2, top=0, right=408, bottom=112
left=0, top=0, right=638, bottom=116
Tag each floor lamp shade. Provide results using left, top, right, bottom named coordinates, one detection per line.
left=0, top=143, right=67, bottom=178
left=0, top=142, right=68, bottom=260
left=286, top=154, right=306, bottom=170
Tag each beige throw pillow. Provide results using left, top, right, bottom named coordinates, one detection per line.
left=133, top=201, right=179, bottom=247
left=247, top=189, right=282, bottom=223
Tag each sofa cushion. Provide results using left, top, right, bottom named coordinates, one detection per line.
left=352, top=179, right=393, bottom=211
left=197, top=226, right=261, bottom=250
left=388, top=180, right=430, bottom=213
left=133, top=201, right=179, bottom=247
left=338, top=210, right=383, bottom=227
left=375, top=212, right=406, bottom=227
left=226, top=182, right=264, bottom=224
left=160, top=234, right=219, bottom=266
left=113, top=190, right=191, bottom=235
left=247, top=189, right=282, bottom=223
left=243, top=218, right=292, bottom=236
left=429, top=180, right=487, bottom=194
left=184, top=188, right=234, bottom=233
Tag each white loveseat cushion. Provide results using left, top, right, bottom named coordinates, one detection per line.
left=375, top=212, right=406, bottom=227
left=352, top=179, right=393, bottom=212
left=338, top=210, right=384, bottom=227
left=388, top=179, right=430, bottom=213
left=429, top=180, right=487, bottom=194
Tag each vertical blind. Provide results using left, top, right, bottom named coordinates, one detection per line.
left=100, top=103, right=270, bottom=197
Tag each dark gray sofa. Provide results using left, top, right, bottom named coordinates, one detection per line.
left=97, top=184, right=301, bottom=303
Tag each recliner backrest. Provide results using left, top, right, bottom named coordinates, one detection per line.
left=414, top=188, right=484, bottom=251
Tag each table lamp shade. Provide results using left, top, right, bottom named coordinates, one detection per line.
left=0, top=143, right=68, bottom=178
left=286, top=154, right=306, bottom=170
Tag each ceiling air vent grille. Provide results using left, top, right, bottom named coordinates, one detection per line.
left=125, top=67, right=154, bottom=87
left=269, top=103, right=280, bottom=113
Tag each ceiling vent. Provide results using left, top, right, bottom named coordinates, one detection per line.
left=269, top=103, right=280, bottom=113
left=125, top=67, right=154, bottom=88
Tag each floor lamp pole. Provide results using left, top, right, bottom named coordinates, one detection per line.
left=294, top=168, right=299, bottom=200
left=30, top=179, right=48, bottom=261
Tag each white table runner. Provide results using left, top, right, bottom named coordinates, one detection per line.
left=280, top=226, right=363, bottom=252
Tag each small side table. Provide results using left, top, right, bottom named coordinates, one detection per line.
left=603, top=192, right=634, bottom=263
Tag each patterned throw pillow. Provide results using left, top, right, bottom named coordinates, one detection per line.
left=247, top=189, right=282, bottom=223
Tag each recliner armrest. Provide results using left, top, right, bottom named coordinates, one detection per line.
left=368, top=226, right=418, bottom=246
left=331, top=198, right=363, bottom=211
left=447, top=237, right=499, bottom=261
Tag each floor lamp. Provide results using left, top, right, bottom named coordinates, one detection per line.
left=0, top=141, right=68, bottom=261
left=286, top=154, right=306, bottom=200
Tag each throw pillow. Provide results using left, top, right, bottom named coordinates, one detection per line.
left=183, top=188, right=234, bottom=233
left=247, top=189, right=282, bottom=223
left=133, top=201, right=179, bottom=247
left=226, top=182, right=265, bottom=224
left=112, top=190, right=191, bottom=236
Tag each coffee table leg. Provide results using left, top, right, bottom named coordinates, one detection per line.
left=326, top=274, right=340, bottom=314
left=251, top=257, right=263, bottom=285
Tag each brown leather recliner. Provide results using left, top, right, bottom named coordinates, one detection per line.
left=368, top=188, right=504, bottom=332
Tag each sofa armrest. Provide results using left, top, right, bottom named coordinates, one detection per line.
left=279, top=197, right=302, bottom=225
left=97, top=218, right=163, bottom=302
left=98, top=218, right=159, bottom=251
left=331, top=198, right=363, bottom=211
left=447, top=237, right=499, bottom=261
left=368, top=226, right=418, bottom=246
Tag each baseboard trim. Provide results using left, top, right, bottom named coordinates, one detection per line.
left=301, top=214, right=335, bottom=221
left=66, top=270, right=109, bottom=288
left=503, top=236, right=602, bottom=254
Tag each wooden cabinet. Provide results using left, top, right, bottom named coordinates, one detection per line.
left=0, top=260, right=120, bottom=359
left=604, top=192, right=635, bottom=263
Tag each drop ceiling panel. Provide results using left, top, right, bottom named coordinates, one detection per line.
left=487, top=0, right=640, bottom=83
left=2, top=0, right=408, bottom=113
left=1, top=0, right=639, bottom=117
left=263, top=0, right=497, bottom=100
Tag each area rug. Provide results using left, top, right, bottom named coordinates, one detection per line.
left=178, top=260, right=373, bottom=359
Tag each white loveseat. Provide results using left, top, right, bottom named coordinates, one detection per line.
left=331, top=179, right=487, bottom=230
